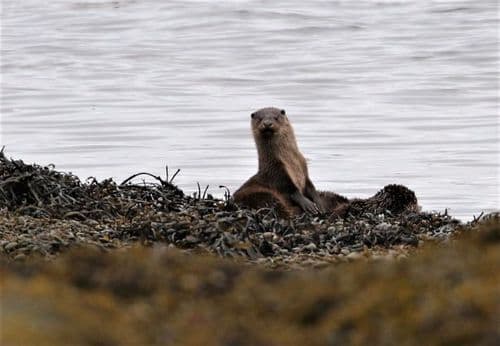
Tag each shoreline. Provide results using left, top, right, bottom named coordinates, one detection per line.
left=1, top=151, right=499, bottom=344
left=1, top=151, right=490, bottom=223
left=0, top=151, right=469, bottom=265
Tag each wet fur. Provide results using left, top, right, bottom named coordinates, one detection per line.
left=234, top=107, right=323, bottom=215
left=233, top=107, right=419, bottom=217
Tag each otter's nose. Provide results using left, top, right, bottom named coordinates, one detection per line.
left=262, top=120, right=273, bottom=128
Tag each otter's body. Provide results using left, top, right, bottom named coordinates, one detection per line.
left=233, top=107, right=419, bottom=218
left=233, top=107, right=329, bottom=215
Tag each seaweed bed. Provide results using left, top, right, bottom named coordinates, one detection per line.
left=0, top=151, right=463, bottom=265
left=1, top=151, right=499, bottom=345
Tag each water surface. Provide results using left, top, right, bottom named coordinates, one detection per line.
left=1, top=0, right=498, bottom=219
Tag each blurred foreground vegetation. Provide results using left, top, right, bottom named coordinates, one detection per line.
left=1, top=216, right=499, bottom=346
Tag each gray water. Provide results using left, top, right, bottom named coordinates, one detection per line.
left=1, top=0, right=498, bottom=220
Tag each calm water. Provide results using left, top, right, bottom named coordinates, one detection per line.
left=1, top=0, right=498, bottom=220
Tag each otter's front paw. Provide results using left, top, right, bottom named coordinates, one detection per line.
left=301, top=198, right=321, bottom=215
left=315, top=201, right=326, bottom=214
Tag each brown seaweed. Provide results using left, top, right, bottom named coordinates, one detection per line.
left=0, top=150, right=464, bottom=264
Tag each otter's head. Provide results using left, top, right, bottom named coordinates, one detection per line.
left=251, top=107, right=290, bottom=140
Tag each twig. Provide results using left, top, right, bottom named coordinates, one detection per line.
left=120, top=172, right=165, bottom=186
left=219, top=185, right=231, bottom=201
left=169, top=169, right=180, bottom=184
left=202, top=185, right=209, bottom=200
left=472, top=211, right=484, bottom=224
left=196, top=182, right=201, bottom=200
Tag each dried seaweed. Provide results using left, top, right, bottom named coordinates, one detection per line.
left=0, top=151, right=464, bottom=263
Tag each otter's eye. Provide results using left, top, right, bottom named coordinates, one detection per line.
left=251, top=112, right=256, bottom=119
left=280, top=109, right=286, bottom=115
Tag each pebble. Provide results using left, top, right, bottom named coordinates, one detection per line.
left=4, top=242, right=18, bottom=251
left=346, top=252, right=363, bottom=260
left=304, top=243, right=317, bottom=251
left=13, top=253, right=26, bottom=261
left=184, top=236, right=199, bottom=244
left=262, top=232, right=274, bottom=241
left=375, top=222, right=392, bottom=232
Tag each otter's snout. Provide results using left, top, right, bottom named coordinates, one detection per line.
left=262, top=120, right=274, bottom=129
left=259, top=120, right=276, bottom=135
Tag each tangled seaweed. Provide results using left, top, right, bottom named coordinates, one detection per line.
left=0, top=148, right=184, bottom=220
left=0, top=150, right=461, bottom=264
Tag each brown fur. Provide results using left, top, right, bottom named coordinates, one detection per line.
left=251, top=108, right=307, bottom=193
left=233, top=107, right=419, bottom=217
left=231, top=184, right=300, bottom=217
left=233, top=107, right=326, bottom=216
left=344, top=184, right=419, bottom=217
left=319, top=191, right=350, bottom=215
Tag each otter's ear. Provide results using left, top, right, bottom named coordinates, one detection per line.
left=280, top=109, right=286, bottom=115
left=251, top=112, right=256, bottom=119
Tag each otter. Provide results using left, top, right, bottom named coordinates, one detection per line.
left=233, top=107, right=419, bottom=218
left=233, top=107, right=330, bottom=215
